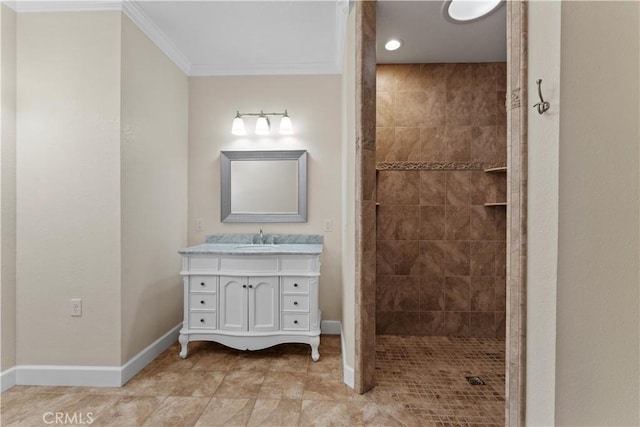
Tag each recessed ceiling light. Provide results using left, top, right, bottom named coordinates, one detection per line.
left=444, top=0, right=503, bottom=23
left=384, top=39, right=403, bottom=51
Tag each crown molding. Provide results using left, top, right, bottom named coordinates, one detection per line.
left=189, top=61, right=341, bottom=77
left=190, top=0, right=346, bottom=77
left=7, top=1, right=121, bottom=12
left=122, top=1, right=191, bottom=75
left=4, top=0, right=347, bottom=78
left=4, top=0, right=191, bottom=75
left=333, top=0, right=350, bottom=73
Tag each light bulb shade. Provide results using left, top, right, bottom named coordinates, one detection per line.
left=231, top=114, right=246, bottom=136
left=255, top=115, right=270, bottom=135
left=279, top=114, right=293, bottom=135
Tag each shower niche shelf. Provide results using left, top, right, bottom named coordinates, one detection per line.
left=484, top=166, right=507, bottom=207
left=484, top=166, right=507, bottom=173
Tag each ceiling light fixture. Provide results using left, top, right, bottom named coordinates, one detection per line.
left=444, top=0, right=503, bottom=23
left=384, top=39, right=403, bottom=51
left=231, top=110, right=293, bottom=136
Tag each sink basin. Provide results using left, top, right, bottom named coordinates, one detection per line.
left=234, top=244, right=280, bottom=251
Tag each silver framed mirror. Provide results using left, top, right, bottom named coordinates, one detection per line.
left=220, top=150, right=308, bottom=223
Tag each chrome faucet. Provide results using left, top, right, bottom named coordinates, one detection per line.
left=258, top=228, right=264, bottom=244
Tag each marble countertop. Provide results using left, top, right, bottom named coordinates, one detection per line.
left=179, top=233, right=323, bottom=255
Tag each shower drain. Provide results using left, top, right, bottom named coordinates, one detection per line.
left=466, top=376, right=485, bottom=386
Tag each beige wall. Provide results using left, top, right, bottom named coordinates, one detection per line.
left=526, top=1, right=561, bottom=424
left=120, top=15, right=188, bottom=363
left=555, top=2, right=639, bottom=425
left=341, top=7, right=356, bottom=369
left=16, top=12, right=123, bottom=366
left=188, top=75, right=343, bottom=321
left=1, top=3, right=17, bottom=372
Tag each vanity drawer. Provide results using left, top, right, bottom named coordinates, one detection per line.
left=283, top=295, right=309, bottom=312
left=188, top=256, right=219, bottom=271
left=189, top=312, right=217, bottom=329
left=280, top=257, right=317, bottom=273
left=189, top=276, right=217, bottom=292
left=220, top=256, right=278, bottom=273
left=281, top=277, right=309, bottom=293
left=189, top=294, right=217, bottom=310
left=282, top=314, right=309, bottom=331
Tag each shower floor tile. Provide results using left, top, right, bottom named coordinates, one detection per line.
left=371, top=335, right=506, bottom=426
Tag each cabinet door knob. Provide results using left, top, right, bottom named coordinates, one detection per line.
left=248, top=285, right=253, bottom=289
left=242, top=285, right=247, bottom=288
left=200, top=318, right=205, bottom=323
left=200, top=300, right=205, bottom=305
left=294, top=320, right=298, bottom=324
left=293, top=301, right=298, bottom=305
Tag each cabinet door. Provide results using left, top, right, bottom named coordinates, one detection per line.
left=248, top=276, right=279, bottom=332
left=219, top=276, right=247, bottom=331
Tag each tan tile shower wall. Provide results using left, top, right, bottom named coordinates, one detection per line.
left=375, top=63, right=507, bottom=338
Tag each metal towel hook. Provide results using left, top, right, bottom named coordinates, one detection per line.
left=533, top=79, right=550, bottom=114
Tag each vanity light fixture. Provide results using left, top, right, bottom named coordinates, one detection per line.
left=231, top=110, right=293, bottom=136
left=444, top=0, right=503, bottom=23
left=384, top=38, right=403, bottom=51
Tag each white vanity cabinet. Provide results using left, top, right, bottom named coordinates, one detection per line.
left=178, top=251, right=321, bottom=361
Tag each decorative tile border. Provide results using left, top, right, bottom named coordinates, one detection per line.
left=376, top=161, right=507, bottom=171
left=511, top=89, right=521, bottom=109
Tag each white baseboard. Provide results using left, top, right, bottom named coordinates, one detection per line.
left=322, top=320, right=354, bottom=387
left=7, top=323, right=181, bottom=389
left=3, top=322, right=352, bottom=389
left=15, top=365, right=122, bottom=387
left=320, top=320, right=341, bottom=335
left=120, top=323, right=181, bottom=385
left=340, top=323, right=355, bottom=388
left=1, top=366, right=16, bottom=392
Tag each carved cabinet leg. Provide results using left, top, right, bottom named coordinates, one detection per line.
left=179, top=334, right=189, bottom=359
left=310, top=336, right=320, bottom=361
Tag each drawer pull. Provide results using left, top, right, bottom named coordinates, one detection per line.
left=200, top=282, right=205, bottom=287
left=200, top=318, right=205, bottom=323
left=200, top=300, right=205, bottom=305
left=294, top=301, right=298, bottom=305
left=294, top=320, right=298, bottom=324
left=294, top=283, right=298, bottom=287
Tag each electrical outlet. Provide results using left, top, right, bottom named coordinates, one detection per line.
left=195, top=218, right=204, bottom=231
left=323, top=219, right=333, bottom=232
left=71, top=298, right=82, bottom=317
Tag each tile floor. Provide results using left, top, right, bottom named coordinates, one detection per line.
left=371, top=336, right=505, bottom=426
left=0, top=335, right=505, bottom=426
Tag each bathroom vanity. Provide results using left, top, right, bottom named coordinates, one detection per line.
left=178, top=234, right=323, bottom=361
